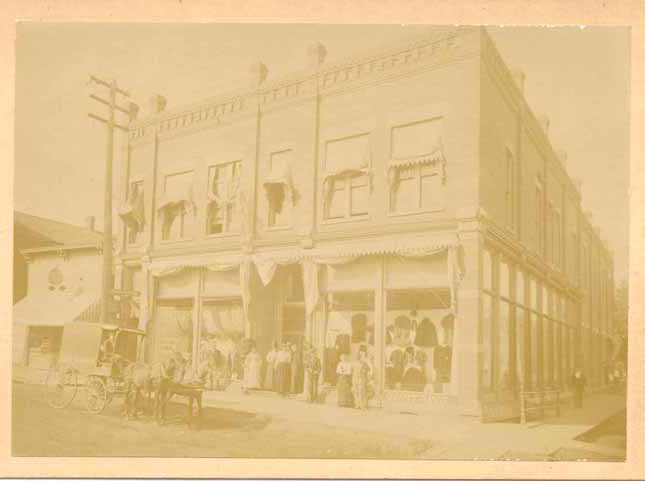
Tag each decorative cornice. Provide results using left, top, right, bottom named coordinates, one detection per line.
left=128, top=27, right=481, bottom=142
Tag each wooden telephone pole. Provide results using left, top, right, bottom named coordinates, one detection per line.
left=88, top=75, right=137, bottom=324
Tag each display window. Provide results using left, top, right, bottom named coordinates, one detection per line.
left=385, top=288, right=451, bottom=393
left=481, top=293, right=494, bottom=393
left=154, top=299, right=194, bottom=362
left=323, top=290, right=375, bottom=385
left=200, top=299, right=245, bottom=381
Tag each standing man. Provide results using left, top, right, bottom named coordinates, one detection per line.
left=305, top=348, right=322, bottom=403
left=571, top=367, right=587, bottom=408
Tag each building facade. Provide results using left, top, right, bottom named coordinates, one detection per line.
left=115, top=26, right=615, bottom=418
left=13, top=213, right=104, bottom=368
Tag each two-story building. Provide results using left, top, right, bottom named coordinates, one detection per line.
left=114, top=26, right=615, bottom=418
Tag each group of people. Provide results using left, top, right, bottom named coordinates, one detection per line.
left=335, top=345, right=373, bottom=410
left=261, top=341, right=322, bottom=402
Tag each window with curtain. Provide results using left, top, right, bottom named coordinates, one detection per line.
left=161, top=171, right=194, bottom=241
left=266, top=150, right=293, bottom=228
left=200, top=299, right=245, bottom=381
left=389, top=118, right=444, bottom=214
left=323, top=134, right=370, bottom=221
left=125, top=180, right=145, bottom=245
left=207, top=161, right=241, bottom=235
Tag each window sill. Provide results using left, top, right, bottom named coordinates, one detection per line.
left=265, top=225, right=293, bottom=232
left=387, top=207, right=444, bottom=218
left=205, top=232, right=240, bottom=240
left=321, top=214, right=371, bottom=226
left=159, top=237, right=193, bottom=246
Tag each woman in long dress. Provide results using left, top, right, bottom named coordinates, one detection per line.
left=352, top=346, right=371, bottom=410
left=264, top=341, right=278, bottom=391
left=290, top=343, right=304, bottom=394
left=336, top=354, right=354, bottom=407
left=274, top=343, right=292, bottom=396
left=243, top=345, right=262, bottom=392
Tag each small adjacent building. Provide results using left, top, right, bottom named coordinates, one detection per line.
left=13, top=212, right=104, bottom=368
left=114, top=26, right=616, bottom=419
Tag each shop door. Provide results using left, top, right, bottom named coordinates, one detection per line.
left=282, top=304, right=305, bottom=349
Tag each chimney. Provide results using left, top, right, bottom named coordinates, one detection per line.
left=556, top=149, right=568, bottom=167
left=249, top=61, right=268, bottom=88
left=511, top=68, right=525, bottom=93
left=85, top=216, right=96, bottom=231
left=307, top=42, right=328, bottom=69
left=149, top=94, right=167, bottom=116
left=128, top=101, right=140, bottom=123
left=573, top=177, right=583, bottom=193
left=538, top=115, right=550, bottom=136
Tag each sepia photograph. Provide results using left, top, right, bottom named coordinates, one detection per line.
left=11, top=22, right=630, bottom=464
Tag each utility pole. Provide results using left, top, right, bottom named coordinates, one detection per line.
left=88, top=75, right=137, bottom=324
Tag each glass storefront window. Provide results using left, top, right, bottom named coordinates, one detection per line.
left=516, top=270, right=525, bottom=307
left=324, top=290, right=375, bottom=385
left=516, top=308, right=527, bottom=389
left=498, top=300, right=512, bottom=391
left=155, top=299, right=194, bottom=362
left=499, top=259, right=510, bottom=299
left=530, top=278, right=539, bottom=311
left=385, top=288, right=451, bottom=393
left=481, top=293, right=494, bottom=392
left=482, top=249, right=493, bottom=292
left=530, top=311, right=539, bottom=389
left=200, top=299, right=245, bottom=381
left=542, top=316, right=552, bottom=387
left=553, top=322, right=561, bottom=387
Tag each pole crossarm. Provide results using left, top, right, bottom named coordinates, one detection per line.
left=89, top=74, right=130, bottom=97
left=87, top=113, right=129, bottom=132
left=89, top=94, right=132, bottom=116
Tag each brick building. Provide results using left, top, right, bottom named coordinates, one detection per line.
left=114, top=26, right=615, bottom=418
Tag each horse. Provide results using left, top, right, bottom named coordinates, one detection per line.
left=122, top=357, right=187, bottom=423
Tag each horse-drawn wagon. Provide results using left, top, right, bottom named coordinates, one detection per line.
left=43, top=321, right=146, bottom=414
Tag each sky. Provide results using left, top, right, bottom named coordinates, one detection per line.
left=14, top=24, right=630, bottom=282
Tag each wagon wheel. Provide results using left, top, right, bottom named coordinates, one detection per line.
left=85, top=376, right=109, bottom=414
left=44, top=364, right=78, bottom=409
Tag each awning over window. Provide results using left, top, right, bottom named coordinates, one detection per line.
left=262, top=163, right=296, bottom=208
left=157, top=183, right=195, bottom=215
left=388, top=143, right=446, bottom=185
left=119, top=184, right=145, bottom=232
left=13, top=292, right=99, bottom=327
left=322, top=135, right=372, bottom=185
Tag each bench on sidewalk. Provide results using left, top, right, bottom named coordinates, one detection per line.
left=520, top=389, right=561, bottom=424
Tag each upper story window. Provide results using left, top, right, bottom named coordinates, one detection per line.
left=119, top=180, right=145, bottom=245
left=158, top=170, right=194, bottom=241
left=505, top=149, right=516, bottom=232
left=535, top=179, right=545, bottom=256
left=263, top=150, right=295, bottom=228
left=388, top=118, right=445, bottom=214
left=546, top=202, right=554, bottom=264
left=553, top=209, right=562, bottom=268
left=207, top=161, right=241, bottom=235
left=322, top=134, right=371, bottom=221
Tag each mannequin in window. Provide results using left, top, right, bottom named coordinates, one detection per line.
left=414, top=317, right=438, bottom=348
left=402, top=346, right=425, bottom=392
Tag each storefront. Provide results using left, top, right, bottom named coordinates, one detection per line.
left=480, top=245, right=579, bottom=420
left=139, top=237, right=464, bottom=406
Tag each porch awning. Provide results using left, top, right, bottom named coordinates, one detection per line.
left=13, top=292, right=99, bottom=327
left=305, top=236, right=454, bottom=262
left=150, top=253, right=244, bottom=277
